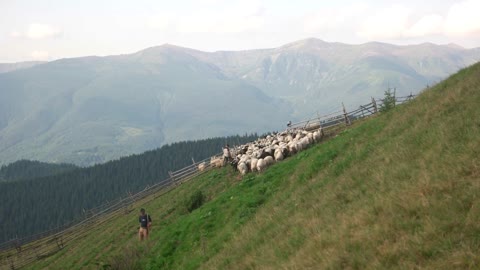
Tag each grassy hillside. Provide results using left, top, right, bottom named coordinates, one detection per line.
left=26, top=62, right=480, bottom=269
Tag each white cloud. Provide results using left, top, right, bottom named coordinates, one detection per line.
left=406, top=14, right=443, bottom=37
left=147, top=0, right=265, bottom=33
left=357, top=5, right=410, bottom=39
left=177, top=13, right=264, bottom=33
left=147, top=17, right=171, bottom=30
left=303, top=3, right=367, bottom=33
left=356, top=1, right=480, bottom=40
left=31, top=51, right=49, bottom=61
left=445, top=0, right=480, bottom=35
left=10, top=31, right=22, bottom=38
left=11, top=23, right=63, bottom=39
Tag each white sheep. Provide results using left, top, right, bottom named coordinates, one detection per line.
left=288, top=142, right=297, bottom=154
left=313, top=131, right=321, bottom=142
left=301, top=136, right=311, bottom=148
left=237, top=162, right=248, bottom=175
left=264, top=156, right=274, bottom=166
left=250, top=158, right=258, bottom=172
left=256, top=158, right=266, bottom=172
left=210, top=156, right=224, bottom=168
left=274, top=148, right=284, bottom=161
left=198, top=162, right=206, bottom=172
left=307, top=132, right=313, bottom=141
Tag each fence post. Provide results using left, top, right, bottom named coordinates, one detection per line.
left=169, top=171, right=177, bottom=186
left=317, top=111, right=324, bottom=138
left=393, top=88, right=396, bottom=107
left=55, top=235, right=64, bottom=250
left=123, top=197, right=130, bottom=215
left=9, top=256, right=15, bottom=270
left=342, top=102, right=351, bottom=126
left=371, top=97, right=378, bottom=113
left=15, top=237, right=21, bottom=253
left=34, top=246, right=40, bottom=259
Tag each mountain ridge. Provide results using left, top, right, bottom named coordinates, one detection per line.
left=0, top=39, right=479, bottom=166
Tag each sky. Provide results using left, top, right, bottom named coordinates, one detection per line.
left=1, top=0, right=480, bottom=62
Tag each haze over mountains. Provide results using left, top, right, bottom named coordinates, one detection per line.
left=1, top=38, right=479, bottom=166
left=0, top=61, right=45, bottom=74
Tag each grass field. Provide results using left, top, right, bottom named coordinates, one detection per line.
left=26, top=62, right=480, bottom=269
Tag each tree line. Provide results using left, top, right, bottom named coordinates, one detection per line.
left=0, top=133, right=258, bottom=243
left=0, top=160, right=78, bottom=182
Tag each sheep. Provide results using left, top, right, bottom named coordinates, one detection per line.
left=274, top=148, right=284, bottom=161
left=314, top=129, right=324, bottom=142
left=206, top=121, right=326, bottom=177
left=237, top=162, right=248, bottom=175
left=301, top=136, right=311, bottom=148
left=313, top=131, right=321, bottom=142
left=288, top=142, right=298, bottom=155
left=296, top=140, right=304, bottom=152
left=307, top=132, right=313, bottom=141
left=250, top=158, right=258, bottom=172
left=264, top=156, right=274, bottom=166
left=259, top=149, right=270, bottom=159
left=197, top=162, right=206, bottom=172
left=210, top=156, right=224, bottom=168
left=256, top=158, right=266, bottom=172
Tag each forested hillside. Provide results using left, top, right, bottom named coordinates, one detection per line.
left=0, top=134, right=257, bottom=243
left=0, top=160, right=77, bottom=182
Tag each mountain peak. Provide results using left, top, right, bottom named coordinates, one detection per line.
left=280, top=38, right=331, bottom=50
left=139, top=43, right=191, bottom=54
left=445, top=43, right=464, bottom=50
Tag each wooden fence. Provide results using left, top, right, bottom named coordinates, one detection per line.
left=0, top=94, right=415, bottom=270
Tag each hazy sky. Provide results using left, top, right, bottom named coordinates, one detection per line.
left=1, top=0, right=479, bottom=62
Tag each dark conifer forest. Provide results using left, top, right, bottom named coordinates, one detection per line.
left=0, top=160, right=78, bottom=182
left=0, top=134, right=257, bottom=243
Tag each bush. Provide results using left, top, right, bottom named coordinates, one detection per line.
left=380, top=88, right=396, bottom=112
left=186, top=190, right=206, bottom=212
left=104, top=245, right=144, bottom=270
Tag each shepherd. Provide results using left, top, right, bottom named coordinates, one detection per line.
left=138, top=208, right=152, bottom=241
left=223, top=144, right=232, bottom=165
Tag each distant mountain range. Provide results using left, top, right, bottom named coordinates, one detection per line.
left=0, top=61, right=45, bottom=74
left=0, top=38, right=479, bottom=166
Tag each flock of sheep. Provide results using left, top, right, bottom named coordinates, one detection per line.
left=202, top=127, right=324, bottom=175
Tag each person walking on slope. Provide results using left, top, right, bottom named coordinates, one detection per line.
left=138, top=208, right=152, bottom=241
left=223, top=144, right=232, bottom=165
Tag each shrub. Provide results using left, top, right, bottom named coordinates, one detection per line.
left=104, top=245, right=143, bottom=270
left=186, top=190, right=206, bottom=213
left=380, top=88, right=396, bottom=112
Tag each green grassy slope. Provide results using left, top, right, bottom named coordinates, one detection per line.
left=27, top=62, right=480, bottom=269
